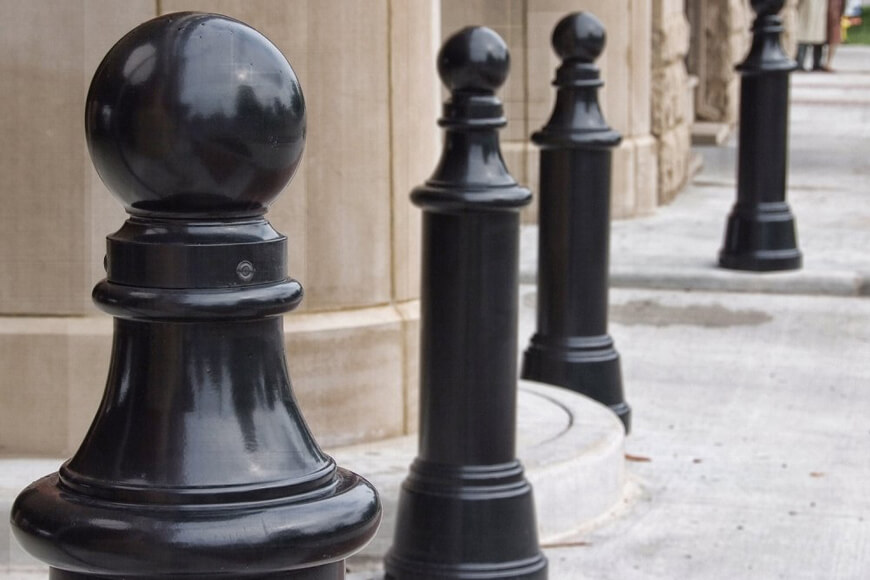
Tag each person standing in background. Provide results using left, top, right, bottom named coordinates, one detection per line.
left=824, top=0, right=847, bottom=70
left=796, top=0, right=829, bottom=70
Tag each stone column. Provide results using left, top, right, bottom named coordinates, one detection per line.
left=0, top=0, right=439, bottom=455
left=0, top=0, right=155, bottom=456
left=687, top=0, right=751, bottom=130
left=652, top=0, right=694, bottom=205
left=441, top=0, right=658, bottom=220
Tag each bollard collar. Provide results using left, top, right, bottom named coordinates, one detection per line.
left=533, top=12, right=621, bottom=149
left=737, top=13, right=798, bottom=75
left=414, top=26, right=531, bottom=213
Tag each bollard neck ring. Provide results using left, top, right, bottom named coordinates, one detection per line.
left=738, top=13, right=798, bottom=74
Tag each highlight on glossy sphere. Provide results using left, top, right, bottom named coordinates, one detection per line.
left=85, top=12, right=305, bottom=218
left=437, top=26, right=510, bottom=93
left=552, top=12, right=606, bottom=63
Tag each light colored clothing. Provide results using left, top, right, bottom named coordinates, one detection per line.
left=797, top=0, right=829, bottom=43
left=828, top=0, right=845, bottom=44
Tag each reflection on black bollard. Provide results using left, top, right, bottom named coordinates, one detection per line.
left=521, top=13, right=630, bottom=432
left=10, top=13, right=379, bottom=579
left=719, top=0, right=802, bottom=271
left=384, top=27, right=547, bottom=580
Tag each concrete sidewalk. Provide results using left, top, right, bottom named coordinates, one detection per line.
left=534, top=286, right=870, bottom=578
left=514, top=45, right=870, bottom=579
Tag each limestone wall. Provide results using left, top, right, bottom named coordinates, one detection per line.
left=0, top=0, right=439, bottom=455
left=652, top=0, right=693, bottom=205
left=687, top=0, right=796, bottom=129
left=687, top=0, right=751, bottom=126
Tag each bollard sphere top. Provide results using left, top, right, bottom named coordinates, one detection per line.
left=751, top=0, right=786, bottom=15
left=85, top=12, right=305, bottom=218
left=437, top=26, right=509, bottom=93
left=552, top=12, right=606, bottom=63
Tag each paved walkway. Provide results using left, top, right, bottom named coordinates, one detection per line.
left=539, top=287, right=869, bottom=579
left=3, top=47, right=869, bottom=580
left=518, top=45, right=870, bottom=579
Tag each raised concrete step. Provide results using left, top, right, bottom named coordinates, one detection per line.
left=691, top=121, right=731, bottom=146
left=520, top=180, right=870, bottom=298
left=0, top=382, right=625, bottom=578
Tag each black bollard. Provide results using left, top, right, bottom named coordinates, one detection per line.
left=384, top=27, right=547, bottom=580
left=11, top=13, right=380, bottom=579
left=719, top=0, right=802, bottom=271
left=521, top=13, right=630, bottom=432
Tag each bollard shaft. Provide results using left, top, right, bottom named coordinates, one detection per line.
left=536, top=148, right=612, bottom=339
left=419, top=210, right=519, bottom=465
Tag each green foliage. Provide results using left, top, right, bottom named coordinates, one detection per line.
left=845, top=8, right=870, bottom=45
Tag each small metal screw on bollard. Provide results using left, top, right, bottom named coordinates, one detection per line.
left=521, top=12, right=630, bottom=432
left=719, top=0, right=802, bottom=271
left=11, top=13, right=380, bottom=579
left=384, top=27, right=548, bottom=580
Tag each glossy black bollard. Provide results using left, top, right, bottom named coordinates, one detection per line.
left=10, top=13, right=380, bottom=579
left=521, top=13, right=630, bottom=432
left=384, top=27, right=547, bottom=580
left=719, top=0, right=802, bottom=271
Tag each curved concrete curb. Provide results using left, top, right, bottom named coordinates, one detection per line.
left=519, top=380, right=626, bottom=542
left=337, top=381, right=626, bottom=573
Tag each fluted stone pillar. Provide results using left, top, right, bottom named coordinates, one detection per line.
left=0, top=0, right=439, bottom=455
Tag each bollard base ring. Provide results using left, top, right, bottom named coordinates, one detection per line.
left=718, top=248, right=803, bottom=272
left=49, top=562, right=346, bottom=580
left=12, top=469, right=380, bottom=577
left=522, top=336, right=630, bottom=432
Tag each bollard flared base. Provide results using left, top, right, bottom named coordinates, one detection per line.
left=384, top=555, right=547, bottom=580
left=718, top=248, right=802, bottom=272
left=719, top=203, right=802, bottom=272
left=522, top=335, right=630, bottom=432
left=12, top=469, right=379, bottom=580
left=384, top=459, right=547, bottom=580
left=50, top=563, right=346, bottom=579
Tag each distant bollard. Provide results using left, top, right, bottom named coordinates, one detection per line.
left=384, top=27, right=547, bottom=580
left=719, top=0, right=802, bottom=271
left=10, top=13, right=380, bottom=579
left=521, top=12, right=630, bottom=432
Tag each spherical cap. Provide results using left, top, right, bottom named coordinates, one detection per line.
left=552, top=12, right=606, bottom=63
left=85, top=12, right=305, bottom=218
left=751, top=0, right=786, bottom=16
left=437, top=26, right=509, bottom=93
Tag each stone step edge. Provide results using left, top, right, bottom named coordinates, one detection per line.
left=520, top=263, right=868, bottom=297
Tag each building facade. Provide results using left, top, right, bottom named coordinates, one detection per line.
left=0, top=0, right=793, bottom=455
